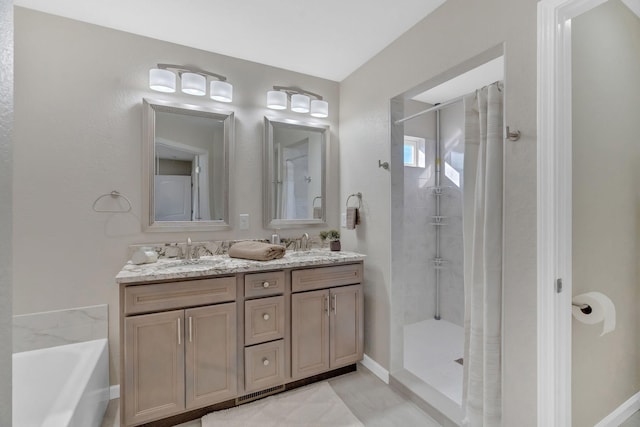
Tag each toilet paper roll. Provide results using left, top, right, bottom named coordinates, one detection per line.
left=572, top=291, right=616, bottom=336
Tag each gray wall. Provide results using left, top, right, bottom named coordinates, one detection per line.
left=572, top=1, right=640, bottom=425
left=339, top=0, right=538, bottom=424
left=13, top=7, right=339, bottom=385
left=0, top=0, right=12, bottom=422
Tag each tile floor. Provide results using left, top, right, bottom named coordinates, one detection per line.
left=101, top=365, right=441, bottom=426
left=403, top=318, right=464, bottom=405
left=621, top=410, right=640, bottom=427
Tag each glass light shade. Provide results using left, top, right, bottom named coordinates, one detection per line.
left=291, top=94, right=310, bottom=113
left=267, top=90, right=287, bottom=110
left=149, top=68, right=176, bottom=93
left=310, top=100, right=329, bottom=118
left=181, top=72, right=206, bottom=96
left=210, top=81, right=233, bottom=102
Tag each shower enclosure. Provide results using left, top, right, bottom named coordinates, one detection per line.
left=389, top=94, right=467, bottom=424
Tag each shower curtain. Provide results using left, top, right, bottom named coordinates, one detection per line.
left=462, top=81, right=503, bottom=427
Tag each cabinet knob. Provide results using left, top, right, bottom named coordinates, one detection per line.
left=262, top=281, right=270, bottom=288
left=262, top=358, right=270, bottom=366
left=263, top=313, right=270, bottom=321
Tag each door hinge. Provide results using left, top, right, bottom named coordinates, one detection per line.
left=556, top=278, right=563, bottom=293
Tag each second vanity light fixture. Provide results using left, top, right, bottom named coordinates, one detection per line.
left=149, top=64, right=233, bottom=103
left=266, top=86, right=328, bottom=118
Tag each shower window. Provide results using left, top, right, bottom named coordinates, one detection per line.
left=403, top=135, right=426, bottom=168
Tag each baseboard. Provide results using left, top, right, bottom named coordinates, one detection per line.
left=110, top=385, right=120, bottom=400
left=359, top=354, right=389, bottom=384
left=595, top=390, right=640, bottom=427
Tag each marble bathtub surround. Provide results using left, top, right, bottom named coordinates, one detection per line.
left=116, top=249, right=366, bottom=284
left=13, top=304, right=108, bottom=353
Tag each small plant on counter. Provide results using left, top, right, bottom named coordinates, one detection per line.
left=320, top=229, right=341, bottom=251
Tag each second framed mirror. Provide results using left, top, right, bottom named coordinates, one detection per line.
left=263, top=117, right=328, bottom=228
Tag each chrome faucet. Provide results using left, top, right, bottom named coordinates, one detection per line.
left=185, top=237, right=192, bottom=261
left=300, top=233, right=310, bottom=251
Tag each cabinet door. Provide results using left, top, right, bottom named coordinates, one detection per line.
left=291, top=289, right=330, bottom=379
left=330, top=284, right=364, bottom=368
left=185, top=303, right=237, bottom=410
left=124, top=310, right=185, bottom=425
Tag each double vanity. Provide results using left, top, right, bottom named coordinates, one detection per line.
left=116, top=249, right=365, bottom=426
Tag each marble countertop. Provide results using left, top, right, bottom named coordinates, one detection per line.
left=116, top=249, right=366, bottom=284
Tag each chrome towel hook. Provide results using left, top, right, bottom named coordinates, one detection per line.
left=506, top=126, right=521, bottom=141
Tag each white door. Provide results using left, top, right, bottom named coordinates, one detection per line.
left=155, top=175, right=191, bottom=221
left=538, top=0, right=640, bottom=425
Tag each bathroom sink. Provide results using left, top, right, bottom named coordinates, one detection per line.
left=286, top=250, right=340, bottom=258
left=154, top=258, right=225, bottom=270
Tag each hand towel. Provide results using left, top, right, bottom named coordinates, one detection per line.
left=228, top=241, right=285, bottom=261
left=313, top=207, right=322, bottom=219
left=346, top=207, right=360, bottom=230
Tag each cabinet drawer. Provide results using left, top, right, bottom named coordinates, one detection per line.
left=124, top=277, right=236, bottom=315
left=244, top=271, right=285, bottom=298
left=291, top=264, right=362, bottom=293
left=244, top=296, right=285, bottom=346
left=244, top=340, right=285, bottom=393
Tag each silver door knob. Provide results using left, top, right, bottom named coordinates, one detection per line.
left=262, top=281, right=270, bottom=288
left=262, top=358, right=270, bottom=366
left=263, top=313, right=270, bottom=321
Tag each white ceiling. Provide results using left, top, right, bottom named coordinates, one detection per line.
left=14, top=0, right=447, bottom=82
left=622, top=0, right=640, bottom=18
left=412, top=56, right=504, bottom=105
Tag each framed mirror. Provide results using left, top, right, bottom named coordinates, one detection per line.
left=143, top=98, right=233, bottom=231
left=263, top=117, right=328, bottom=228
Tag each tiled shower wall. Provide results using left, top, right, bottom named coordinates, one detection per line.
left=399, top=100, right=465, bottom=327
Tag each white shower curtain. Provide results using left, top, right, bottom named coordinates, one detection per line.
left=462, top=81, right=503, bottom=427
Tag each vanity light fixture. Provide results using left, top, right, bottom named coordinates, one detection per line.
left=267, top=90, right=288, bottom=110
left=149, top=64, right=233, bottom=102
left=266, top=86, right=328, bottom=118
left=291, top=94, right=310, bottom=113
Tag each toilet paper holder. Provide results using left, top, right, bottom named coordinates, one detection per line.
left=572, top=302, right=592, bottom=314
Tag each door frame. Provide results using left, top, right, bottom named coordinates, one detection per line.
left=537, top=0, right=607, bottom=425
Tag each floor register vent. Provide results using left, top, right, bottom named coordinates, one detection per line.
left=236, top=384, right=286, bottom=405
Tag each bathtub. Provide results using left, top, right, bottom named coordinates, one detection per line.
left=13, top=339, right=110, bottom=427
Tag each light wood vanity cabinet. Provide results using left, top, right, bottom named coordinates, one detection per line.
left=291, top=265, right=364, bottom=380
left=119, top=260, right=363, bottom=427
left=242, top=271, right=287, bottom=393
left=121, top=277, right=237, bottom=426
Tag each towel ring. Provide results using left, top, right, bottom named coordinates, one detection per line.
left=346, top=192, right=363, bottom=209
left=313, top=196, right=323, bottom=207
left=92, top=191, right=132, bottom=213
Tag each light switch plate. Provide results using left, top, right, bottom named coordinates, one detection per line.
left=341, top=212, right=347, bottom=228
left=239, top=214, right=249, bottom=230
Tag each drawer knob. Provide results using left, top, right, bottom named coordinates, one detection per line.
left=262, top=358, right=270, bottom=366
left=262, top=281, right=270, bottom=288
left=263, top=313, right=270, bottom=321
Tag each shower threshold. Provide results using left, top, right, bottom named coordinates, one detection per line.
left=392, top=318, right=464, bottom=425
